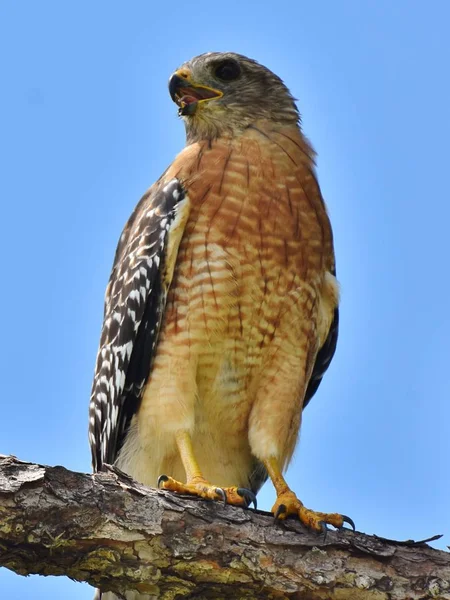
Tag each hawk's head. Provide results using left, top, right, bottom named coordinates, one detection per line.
left=169, top=52, right=299, bottom=142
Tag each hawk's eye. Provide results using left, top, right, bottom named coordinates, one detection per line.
left=214, top=59, right=241, bottom=81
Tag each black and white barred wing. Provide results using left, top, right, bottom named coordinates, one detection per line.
left=89, top=179, right=190, bottom=471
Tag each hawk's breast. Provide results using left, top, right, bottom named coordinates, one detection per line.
left=161, top=124, right=334, bottom=356
left=131, top=123, right=336, bottom=487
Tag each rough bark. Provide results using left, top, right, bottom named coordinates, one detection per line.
left=0, top=455, right=448, bottom=600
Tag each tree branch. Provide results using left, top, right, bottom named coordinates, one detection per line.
left=0, top=455, right=449, bottom=599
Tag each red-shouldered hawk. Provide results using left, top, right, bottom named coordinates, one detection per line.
left=90, top=51, right=352, bottom=599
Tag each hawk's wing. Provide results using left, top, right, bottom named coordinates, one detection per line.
left=89, top=179, right=190, bottom=471
left=303, top=307, right=339, bottom=408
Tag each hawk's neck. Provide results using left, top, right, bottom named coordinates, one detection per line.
left=166, top=120, right=316, bottom=183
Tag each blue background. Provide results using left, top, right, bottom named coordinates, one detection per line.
left=1, top=1, right=448, bottom=598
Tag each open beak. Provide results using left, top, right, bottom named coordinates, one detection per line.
left=169, top=71, right=223, bottom=116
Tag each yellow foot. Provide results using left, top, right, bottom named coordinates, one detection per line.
left=157, top=475, right=257, bottom=509
left=272, top=490, right=355, bottom=535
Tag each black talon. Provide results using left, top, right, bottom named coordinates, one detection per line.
left=319, top=521, right=328, bottom=542
left=157, top=475, right=169, bottom=488
left=273, top=504, right=287, bottom=523
left=341, top=515, right=356, bottom=532
left=237, top=488, right=257, bottom=510
left=215, top=487, right=227, bottom=506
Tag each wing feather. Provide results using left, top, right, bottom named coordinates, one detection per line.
left=89, top=179, right=190, bottom=471
left=303, top=307, right=339, bottom=408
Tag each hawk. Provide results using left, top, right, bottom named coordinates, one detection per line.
left=89, top=52, right=353, bottom=595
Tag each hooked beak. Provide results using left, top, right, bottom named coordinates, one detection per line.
left=169, top=70, right=223, bottom=116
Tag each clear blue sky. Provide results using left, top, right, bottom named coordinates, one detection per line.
left=1, top=1, right=449, bottom=598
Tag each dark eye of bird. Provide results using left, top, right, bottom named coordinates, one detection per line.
left=214, top=59, right=241, bottom=81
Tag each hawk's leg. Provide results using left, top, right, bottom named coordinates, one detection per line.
left=264, top=456, right=354, bottom=533
left=158, top=431, right=256, bottom=508
left=247, top=328, right=354, bottom=534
